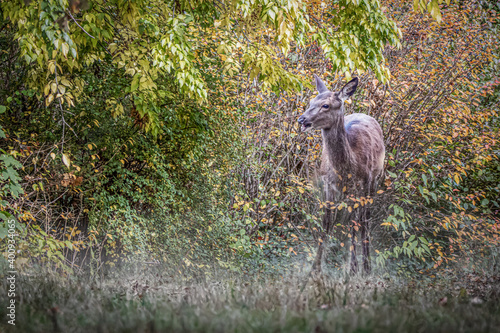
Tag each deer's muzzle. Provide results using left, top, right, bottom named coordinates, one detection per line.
left=298, top=115, right=312, bottom=132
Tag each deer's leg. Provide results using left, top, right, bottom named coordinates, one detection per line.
left=361, top=205, right=371, bottom=274
left=361, top=180, right=373, bottom=274
left=312, top=206, right=332, bottom=274
left=313, top=186, right=333, bottom=274
left=350, top=221, right=358, bottom=274
left=311, top=238, right=324, bottom=274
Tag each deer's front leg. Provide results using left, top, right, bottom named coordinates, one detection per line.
left=312, top=185, right=330, bottom=274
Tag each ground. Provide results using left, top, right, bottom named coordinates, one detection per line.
left=1, top=262, right=499, bottom=333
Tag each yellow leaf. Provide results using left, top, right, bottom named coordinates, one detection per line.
left=46, top=94, right=54, bottom=106
left=61, top=78, right=71, bottom=87
left=62, top=153, right=71, bottom=169
left=454, top=174, right=460, bottom=184
left=62, top=42, right=69, bottom=57
left=50, top=152, right=56, bottom=160
left=88, top=144, right=93, bottom=150
left=48, top=62, right=55, bottom=74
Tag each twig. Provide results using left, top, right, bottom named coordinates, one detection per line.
left=66, top=10, right=95, bottom=39
left=54, top=59, right=79, bottom=147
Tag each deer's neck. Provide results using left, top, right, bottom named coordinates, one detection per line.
left=321, top=116, right=354, bottom=178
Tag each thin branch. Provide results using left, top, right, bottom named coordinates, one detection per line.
left=66, top=11, right=95, bottom=39
left=53, top=59, right=79, bottom=150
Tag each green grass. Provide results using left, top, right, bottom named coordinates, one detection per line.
left=1, top=263, right=499, bottom=333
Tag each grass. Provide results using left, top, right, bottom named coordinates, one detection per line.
left=1, top=261, right=500, bottom=333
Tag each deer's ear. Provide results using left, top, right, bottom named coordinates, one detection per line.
left=339, top=77, right=359, bottom=101
left=314, top=74, right=329, bottom=94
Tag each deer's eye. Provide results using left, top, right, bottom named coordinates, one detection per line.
left=322, top=104, right=329, bottom=108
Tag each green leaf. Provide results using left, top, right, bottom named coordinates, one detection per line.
left=131, top=76, right=139, bottom=92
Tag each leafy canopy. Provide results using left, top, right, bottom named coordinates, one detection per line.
left=2, top=0, right=404, bottom=133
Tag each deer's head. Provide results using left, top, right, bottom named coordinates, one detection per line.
left=298, top=75, right=358, bottom=132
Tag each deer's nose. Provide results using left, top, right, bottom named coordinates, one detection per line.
left=298, top=116, right=305, bottom=124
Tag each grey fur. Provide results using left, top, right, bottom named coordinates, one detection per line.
left=298, top=75, right=385, bottom=274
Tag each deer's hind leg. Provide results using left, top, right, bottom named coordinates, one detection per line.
left=349, top=203, right=361, bottom=274
left=350, top=223, right=358, bottom=274
left=361, top=205, right=371, bottom=274
left=361, top=179, right=373, bottom=274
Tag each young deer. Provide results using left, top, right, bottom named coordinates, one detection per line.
left=298, top=75, right=385, bottom=274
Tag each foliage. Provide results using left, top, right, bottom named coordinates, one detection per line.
left=373, top=0, right=500, bottom=271
left=0, top=0, right=498, bottom=277
left=0, top=106, right=23, bottom=218
left=0, top=0, right=410, bottom=271
left=2, top=0, right=401, bottom=133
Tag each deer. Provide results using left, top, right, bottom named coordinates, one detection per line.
left=298, top=75, right=385, bottom=274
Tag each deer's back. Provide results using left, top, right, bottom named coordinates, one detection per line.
left=345, top=113, right=385, bottom=180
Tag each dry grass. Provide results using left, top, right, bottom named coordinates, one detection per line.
left=1, top=262, right=499, bottom=333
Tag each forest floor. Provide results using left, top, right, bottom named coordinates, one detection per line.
left=1, top=261, right=500, bottom=333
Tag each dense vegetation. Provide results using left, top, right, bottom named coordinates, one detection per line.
left=0, top=0, right=499, bottom=330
